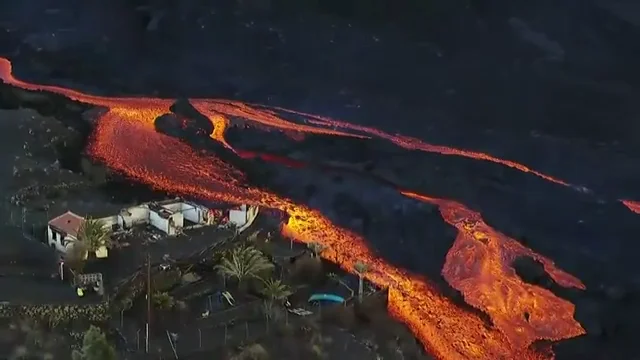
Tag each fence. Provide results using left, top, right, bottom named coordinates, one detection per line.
left=124, top=319, right=274, bottom=359
left=174, top=300, right=278, bottom=358
left=117, top=292, right=389, bottom=358
left=177, top=319, right=272, bottom=358
left=119, top=299, right=273, bottom=358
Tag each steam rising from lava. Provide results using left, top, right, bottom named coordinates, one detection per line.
left=0, top=57, right=612, bottom=359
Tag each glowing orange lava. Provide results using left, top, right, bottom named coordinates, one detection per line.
left=400, top=191, right=584, bottom=349
left=622, top=200, right=640, bottom=214
left=0, top=57, right=587, bottom=359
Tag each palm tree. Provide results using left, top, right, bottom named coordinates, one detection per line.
left=77, top=218, right=112, bottom=253
left=215, top=246, right=274, bottom=289
left=260, top=278, right=293, bottom=329
left=354, top=261, right=369, bottom=302
left=307, top=242, right=326, bottom=258
left=260, top=278, right=293, bottom=303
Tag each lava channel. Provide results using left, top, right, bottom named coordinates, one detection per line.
left=1, top=57, right=586, bottom=359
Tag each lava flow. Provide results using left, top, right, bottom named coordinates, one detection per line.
left=622, top=200, right=640, bottom=214
left=0, top=57, right=587, bottom=359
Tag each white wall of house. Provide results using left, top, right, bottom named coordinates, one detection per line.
left=119, top=205, right=150, bottom=228
left=96, top=215, right=120, bottom=230
left=149, top=210, right=184, bottom=235
left=160, top=202, right=182, bottom=212
left=149, top=210, right=169, bottom=233
left=182, top=205, right=199, bottom=223
left=46, top=225, right=77, bottom=253
left=47, top=226, right=54, bottom=247
left=168, top=213, right=184, bottom=235
left=161, top=201, right=206, bottom=224
left=47, top=225, right=62, bottom=251
left=229, top=205, right=248, bottom=227
left=181, top=203, right=203, bottom=223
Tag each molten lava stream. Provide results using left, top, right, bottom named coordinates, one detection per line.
left=2, top=56, right=639, bottom=216
left=0, top=57, right=586, bottom=359
left=621, top=200, right=640, bottom=214
left=92, top=117, right=585, bottom=359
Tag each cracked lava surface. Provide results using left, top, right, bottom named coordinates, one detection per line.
left=4, top=56, right=635, bottom=359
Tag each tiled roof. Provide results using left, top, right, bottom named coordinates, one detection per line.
left=48, top=211, right=84, bottom=238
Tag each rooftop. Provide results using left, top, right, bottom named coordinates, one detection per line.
left=48, top=211, right=84, bottom=238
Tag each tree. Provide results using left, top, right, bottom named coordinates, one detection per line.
left=307, top=242, right=326, bottom=258
left=77, top=218, right=112, bottom=253
left=215, top=246, right=274, bottom=288
left=71, top=325, right=116, bottom=360
left=152, top=292, right=175, bottom=311
left=354, top=261, right=369, bottom=302
left=260, top=278, right=293, bottom=303
left=259, top=278, right=292, bottom=331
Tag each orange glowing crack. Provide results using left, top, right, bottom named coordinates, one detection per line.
left=0, top=57, right=586, bottom=359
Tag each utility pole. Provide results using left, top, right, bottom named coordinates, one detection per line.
left=146, top=252, right=151, bottom=354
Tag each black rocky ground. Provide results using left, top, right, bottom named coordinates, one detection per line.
left=1, top=0, right=640, bottom=359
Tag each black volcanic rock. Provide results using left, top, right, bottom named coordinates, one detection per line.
left=169, top=98, right=214, bottom=135
left=154, top=113, right=187, bottom=137
left=513, top=256, right=548, bottom=285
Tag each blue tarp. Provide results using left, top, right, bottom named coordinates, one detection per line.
left=308, top=293, right=345, bottom=303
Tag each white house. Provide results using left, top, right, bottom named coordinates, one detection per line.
left=47, top=200, right=259, bottom=256
left=118, top=199, right=211, bottom=234
left=118, top=199, right=258, bottom=233
left=228, top=204, right=259, bottom=228
left=47, top=211, right=109, bottom=258
left=47, top=211, right=83, bottom=253
left=158, top=201, right=211, bottom=225
left=148, top=202, right=184, bottom=236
